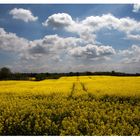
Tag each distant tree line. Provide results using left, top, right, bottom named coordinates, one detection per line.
left=0, top=67, right=140, bottom=81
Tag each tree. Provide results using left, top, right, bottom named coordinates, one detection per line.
left=111, top=70, right=116, bottom=75
left=0, top=67, right=11, bottom=79
left=35, top=73, right=46, bottom=81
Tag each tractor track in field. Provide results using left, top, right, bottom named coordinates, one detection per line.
left=68, top=83, right=76, bottom=99
left=80, top=82, right=88, bottom=92
left=68, top=77, right=89, bottom=99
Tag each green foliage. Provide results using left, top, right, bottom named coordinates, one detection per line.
left=35, top=73, right=47, bottom=81
left=0, top=67, right=11, bottom=80
left=0, top=66, right=140, bottom=81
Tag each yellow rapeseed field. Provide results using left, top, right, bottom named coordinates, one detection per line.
left=0, top=76, right=139, bottom=97
left=0, top=76, right=140, bottom=135
left=80, top=76, right=140, bottom=96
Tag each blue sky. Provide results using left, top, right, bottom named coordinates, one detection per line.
left=0, top=4, right=140, bottom=73
left=0, top=4, right=140, bottom=40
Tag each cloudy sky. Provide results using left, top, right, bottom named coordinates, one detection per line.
left=0, top=4, right=140, bottom=73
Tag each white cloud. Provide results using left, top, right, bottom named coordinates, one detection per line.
left=42, top=13, right=74, bottom=28
left=69, top=44, right=115, bottom=59
left=133, top=4, right=140, bottom=13
left=27, top=35, right=116, bottom=62
left=0, top=28, right=84, bottom=61
left=0, top=27, right=116, bottom=72
left=43, top=13, right=140, bottom=42
left=77, top=14, right=140, bottom=34
left=126, top=34, right=140, bottom=41
left=9, top=8, right=38, bottom=22
left=0, top=28, right=29, bottom=52
left=43, top=13, right=97, bottom=43
left=119, top=45, right=140, bottom=64
left=28, top=34, right=84, bottom=56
